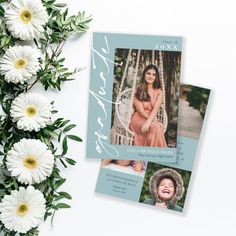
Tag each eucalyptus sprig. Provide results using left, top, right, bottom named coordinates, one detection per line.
left=35, top=1, right=92, bottom=91
left=0, top=0, right=91, bottom=235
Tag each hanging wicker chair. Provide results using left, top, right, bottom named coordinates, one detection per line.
left=111, top=49, right=168, bottom=145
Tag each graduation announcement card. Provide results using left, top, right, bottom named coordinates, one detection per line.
left=86, top=32, right=182, bottom=162
left=95, top=84, right=211, bottom=213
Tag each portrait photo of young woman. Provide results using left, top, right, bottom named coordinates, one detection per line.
left=110, top=49, right=181, bottom=148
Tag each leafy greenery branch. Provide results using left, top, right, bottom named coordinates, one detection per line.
left=0, top=0, right=91, bottom=235
left=0, top=0, right=92, bottom=91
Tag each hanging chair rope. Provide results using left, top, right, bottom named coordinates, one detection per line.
left=159, top=51, right=166, bottom=111
left=118, top=49, right=132, bottom=95
left=152, top=50, right=155, bottom=65
left=126, top=49, right=141, bottom=126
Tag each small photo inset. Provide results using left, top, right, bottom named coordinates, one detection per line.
left=178, top=85, right=210, bottom=139
left=139, top=163, right=191, bottom=212
left=101, top=159, right=147, bottom=177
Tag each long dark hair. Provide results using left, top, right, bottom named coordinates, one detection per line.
left=135, top=64, right=161, bottom=101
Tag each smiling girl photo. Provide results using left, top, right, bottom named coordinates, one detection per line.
left=139, top=163, right=191, bottom=212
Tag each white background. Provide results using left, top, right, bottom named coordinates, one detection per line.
left=38, top=0, right=236, bottom=235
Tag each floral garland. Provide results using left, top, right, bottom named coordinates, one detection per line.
left=0, top=0, right=91, bottom=235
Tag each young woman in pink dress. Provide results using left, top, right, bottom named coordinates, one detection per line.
left=130, top=64, right=167, bottom=147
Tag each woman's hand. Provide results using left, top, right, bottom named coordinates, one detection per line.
left=141, top=119, right=151, bottom=133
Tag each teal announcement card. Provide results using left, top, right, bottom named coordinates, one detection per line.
left=96, top=84, right=211, bottom=213
left=86, top=32, right=182, bottom=162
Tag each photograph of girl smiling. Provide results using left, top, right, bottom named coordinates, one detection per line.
left=110, top=49, right=181, bottom=148
left=140, top=163, right=191, bottom=212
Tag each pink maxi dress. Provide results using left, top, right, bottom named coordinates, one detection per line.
left=130, top=89, right=167, bottom=147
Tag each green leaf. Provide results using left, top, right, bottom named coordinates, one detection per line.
left=44, top=211, right=53, bottom=221
left=0, top=6, right=5, bottom=17
left=57, top=191, right=72, bottom=200
left=67, top=134, right=82, bottom=142
left=54, top=178, right=66, bottom=190
left=57, top=58, right=65, bottom=63
left=54, top=3, right=67, bottom=7
left=63, top=8, right=68, bottom=21
left=65, top=158, right=76, bottom=165
left=59, top=157, right=67, bottom=168
left=54, top=191, right=72, bottom=201
left=56, top=203, right=71, bottom=209
left=60, top=119, right=70, bottom=128
left=62, top=136, right=68, bottom=155
left=51, top=110, right=58, bottom=114
left=63, top=124, right=76, bottom=132
left=58, top=131, right=62, bottom=142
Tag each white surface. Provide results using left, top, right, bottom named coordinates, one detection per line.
left=38, top=0, right=236, bottom=235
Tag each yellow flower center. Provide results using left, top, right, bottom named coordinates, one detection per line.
left=15, top=58, right=27, bottom=69
left=25, top=106, right=37, bottom=117
left=23, top=156, right=38, bottom=169
left=19, top=9, right=32, bottom=24
left=17, top=203, right=29, bottom=217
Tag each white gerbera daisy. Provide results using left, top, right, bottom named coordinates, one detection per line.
left=0, top=186, right=46, bottom=233
left=10, top=92, right=53, bottom=131
left=5, top=0, right=48, bottom=40
left=0, top=45, right=40, bottom=84
left=7, top=138, right=54, bottom=185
